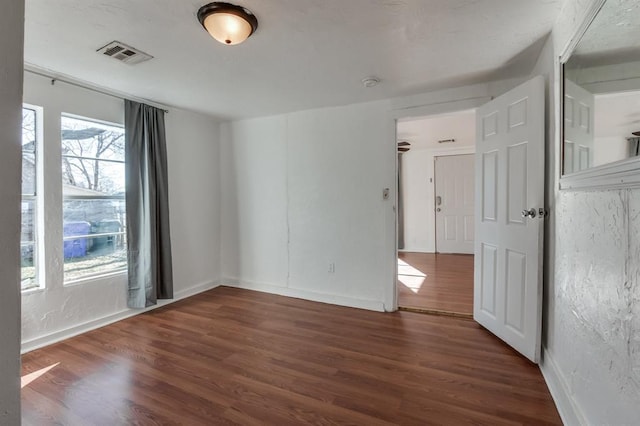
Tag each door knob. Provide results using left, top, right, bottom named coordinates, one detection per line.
left=436, top=208, right=441, bottom=212
left=521, top=208, right=537, bottom=218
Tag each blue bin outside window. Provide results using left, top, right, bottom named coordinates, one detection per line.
left=63, top=221, right=91, bottom=259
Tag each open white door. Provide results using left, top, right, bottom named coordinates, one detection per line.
left=474, top=76, right=544, bottom=363
left=563, top=79, right=594, bottom=174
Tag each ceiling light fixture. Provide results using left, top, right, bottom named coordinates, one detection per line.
left=197, top=2, right=258, bottom=46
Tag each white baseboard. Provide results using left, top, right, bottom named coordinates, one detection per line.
left=540, top=347, right=586, bottom=426
left=222, top=278, right=386, bottom=312
left=21, top=280, right=221, bottom=354
left=398, top=248, right=434, bottom=254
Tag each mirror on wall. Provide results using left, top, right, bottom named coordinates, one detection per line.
left=562, top=0, right=640, bottom=176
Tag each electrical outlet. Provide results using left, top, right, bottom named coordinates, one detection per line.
left=328, top=262, right=335, bottom=273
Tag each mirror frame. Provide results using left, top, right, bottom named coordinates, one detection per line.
left=559, top=0, right=640, bottom=190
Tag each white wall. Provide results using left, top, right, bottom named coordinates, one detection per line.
left=220, top=81, right=516, bottom=312
left=165, top=107, right=222, bottom=295
left=287, top=104, right=390, bottom=305
left=220, top=116, right=289, bottom=287
left=535, top=0, right=640, bottom=423
left=592, top=91, right=640, bottom=167
left=593, top=136, right=628, bottom=166
left=400, top=150, right=433, bottom=252
left=21, top=72, right=222, bottom=351
left=0, top=0, right=24, bottom=423
left=397, top=112, right=475, bottom=252
left=221, top=102, right=391, bottom=310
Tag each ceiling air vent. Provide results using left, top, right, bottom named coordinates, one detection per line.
left=97, top=41, right=153, bottom=65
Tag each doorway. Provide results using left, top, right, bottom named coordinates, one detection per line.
left=391, top=76, right=545, bottom=362
left=396, top=110, right=476, bottom=316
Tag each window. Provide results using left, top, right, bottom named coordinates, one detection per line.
left=21, top=107, right=38, bottom=291
left=61, top=115, right=127, bottom=282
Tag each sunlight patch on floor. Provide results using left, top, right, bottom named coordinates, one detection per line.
left=21, top=362, right=60, bottom=388
left=398, top=258, right=427, bottom=294
left=397, top=259, right=427, bottom=276
left=398, top=275, right=426, bottom=293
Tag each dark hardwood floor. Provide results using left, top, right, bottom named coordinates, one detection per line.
left=22, top=286, right=560, bottom=425
left=398, top=252, right=474, bottom=315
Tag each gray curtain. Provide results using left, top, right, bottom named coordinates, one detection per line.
left=398, top=153, right=405, bottom=250
left=629, top=137, right=640, bottom=157
left=124, top=100, right=173, bottom=308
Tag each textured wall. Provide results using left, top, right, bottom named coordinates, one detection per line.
left=552, top=0, right=596, bottom=54
left=536, top=0, right=640, bottom=423
left=552, top=189, right=640, bottom=423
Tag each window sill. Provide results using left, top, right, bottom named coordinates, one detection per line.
left=21, top=286, right=45, bottom=296
left=63, top=269, right=127, bottom=287
left=559, top=156, right=640, bottom=191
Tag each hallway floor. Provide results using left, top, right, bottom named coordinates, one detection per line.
left=398, top=252, right=474, bottom=316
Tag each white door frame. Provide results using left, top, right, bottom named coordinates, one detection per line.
left=385, top=97, right=491, bottom=311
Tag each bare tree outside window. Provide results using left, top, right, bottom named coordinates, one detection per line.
left=61, top=115, right=127, bottom=282
left=62, top=124, right=125, bottom=195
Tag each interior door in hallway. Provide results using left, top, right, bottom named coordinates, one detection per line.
left=435, top=154, right=474, bottom=254
left=474, top=76, right=544, bottom=363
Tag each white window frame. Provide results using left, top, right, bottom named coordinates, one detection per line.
left=21, top=103, right=44, bottom=293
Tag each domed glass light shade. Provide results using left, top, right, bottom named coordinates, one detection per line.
left=197, top=2, right=258, bottom=46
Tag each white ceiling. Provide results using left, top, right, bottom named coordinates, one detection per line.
left=24, top=0, right=563, bottom=120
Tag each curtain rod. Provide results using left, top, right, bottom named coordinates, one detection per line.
left=24, top=67, right=170, bottom=114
